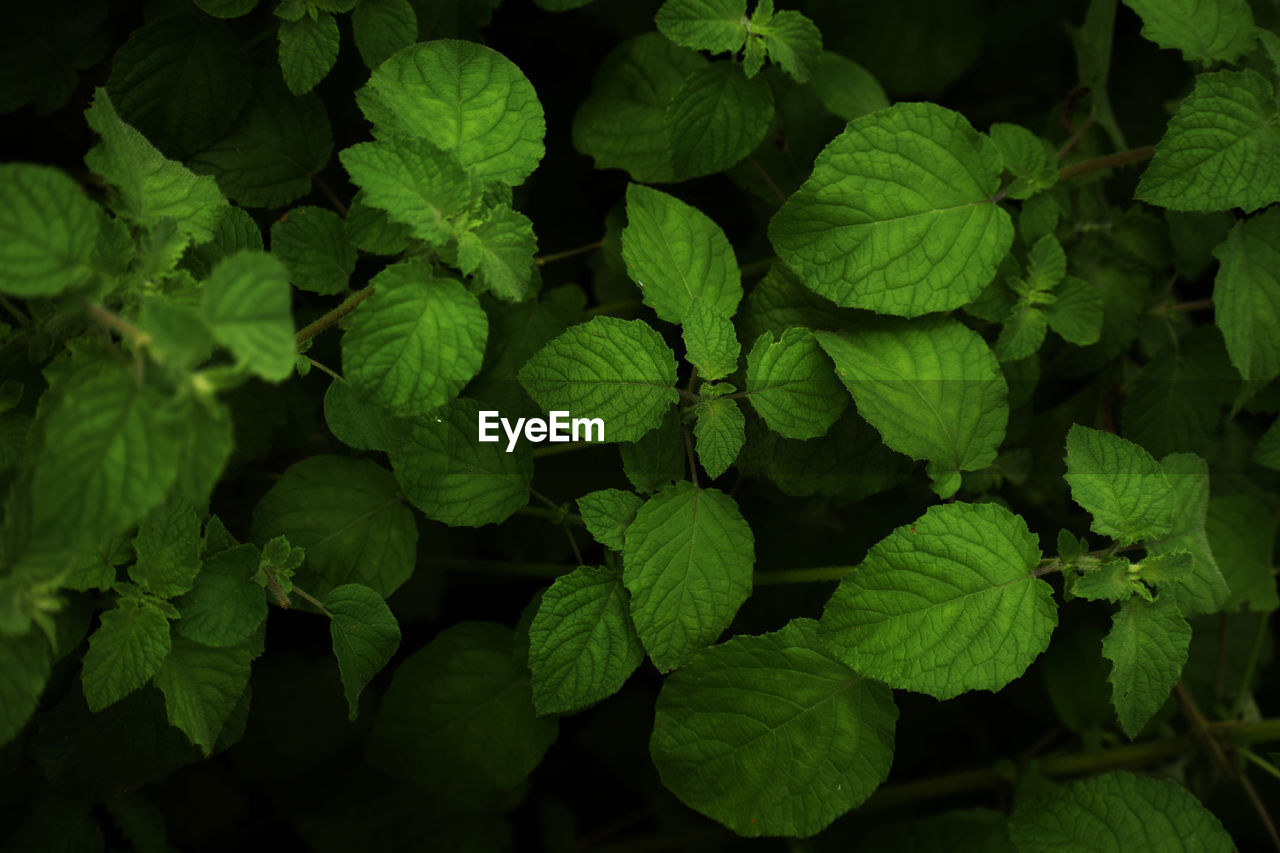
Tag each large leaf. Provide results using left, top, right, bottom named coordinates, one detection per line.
left=1064, top=425, right=1174, bottom=545
left=769, top=102, right=1013, bottom=316
left=666, top=62, right=774, bottom=178
left=174, top=544, right=267, bottom=648
left=0, top=163, right=100, bottom=297
left=369, top=621, right=557, bottom=790
left=155, top=632, right=259, bottom=755
left=575, top=489, right=643, bottom=552
left=356, top=39, right=545, bottom=187
left=1136, top=70, right=1280, bottom=213
left=341, top=264, right=487, bottom=416
left=528, top=566, right=644, bottom=715
left=820, top=501, right=1055, bottom=699
left=1102, top=594, right=1190, bottom=738
left=1213, top=207, right=1280, bottom=384
left=130, top=500, right=202, bottom=599
left=745, top=327, right=844, bottom=440
left=651, top=619, right=895, bottom=837
left=620, top=184, right=742, bottom=323
left=325, top=584, right=401, bottom=720
left=81, top=598, right=171, bottom=712
left=389, top=397, right=533, bottom=527
left=622, top=482, right=755, bottom=671
left=815, top=317, right=1008, bottom=476
left=1148, top=454, right=1231, bottom=618
left=518, top=316, right=679, bottom=443
left=252, top=456, right=418, bottom=598
left=202, top=251, right=295, bottom=382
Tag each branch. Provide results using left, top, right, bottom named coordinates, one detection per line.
left=535, top=239, right=604, bottom=266
left=295, top=287, right=374, bottom=345
left=1058, top=146, right=1155, bottom=182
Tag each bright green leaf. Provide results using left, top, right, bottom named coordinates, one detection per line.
left=518, top=316, right=679, bottom=443
left=1071, top=560, right=1134, bottom=603
left=1102, top=594, right=1190, bottom=738
left=1121, top=0, right=1255, bottom=64
left=325, top=583, right=401, bottom=720
left=323, top=379, right=405, bottom=453
left=252, top=455, right=418, bottom=599
left=278, top=9, right=339, bottom=95
left=622, top=482, right=755, bottom=671
left=655, top=0, right=747, bottom=54
left=0, top=164, right=100, bottom=297
left=576, top=489, right=643, bottom=551
left=456, top=204, right=539, bottom=301
left=621, top=184, right=742, bottom=323
left=1064, top=425, right=1175, bottom=545
left=182, top=204, right=263, bottom=280
left=651, top=618, right=895, bottom=837
left=681, top=299, right=740, bottom=380
left=995, top=302, right=1048, bottom=362
left=1044, top=275, right=1103, bottom=345
left=1148, top=454, right=1231, bottom=618
left=130, top=500, right=202, bottom=600
left=270, top=206, right=356, bottom=295
left=693, top=396, right=745, bottom=479
left=345, top=191, right=412, bottom=256
left=202, top=251, right=295, bottom=382
left=757, top=9, right=822, bottom=83
left=666, top=62, right=774, bottom=179
left=1136, top=70, right=1280, bottom=213
left=341, top=264, right=487, bottom=416
left=340, top=137, right=474, bottom=247
left=81, top=598, right=171, bottom=712
left=820, top=501, right=1054, bottom=699
left=1213, top=207, right=1280, bottom=384
left=528, top=566, right=644, bottom=715
left=619, top=408, right=685, bottom=494
left=770, top=102, right=1013, bottom=317
left=989, top=122, right=1057, bottom=200
left=745, top=327, right=844, bottom=439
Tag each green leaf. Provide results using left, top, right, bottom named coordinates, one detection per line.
left=572, top=33, right=706, bottom=183
left=1213, top=207, right=1280, bottom=384
left=455, top=204, right=538, bottom=301
left=105, top=15, right=251, bottom=157
left=756, top=9, right=823, bottom=83
left=189, top=73, right=332, bottom=209
left=1148, top=454, right=1231, bottom=618
left=666, top=62, right=774, bottom=178
left=650, top=618, right=896, bottom=837
left=1064, top=425, right=1175, bottom=545
left=620, top=184, right=742, bottom=323
left=323, top=379, right=404, bottom=453
left=622, top=482, right=755, bottom=671
left=1071, top=559, right=1135, bottom=603
left=1023, top=234, right=1067, bottom=292
left=1102, top=594, right=1191, bottom=738
left=1206, top=493, right=1279, bottom=612
left=344, top=191, right=413, bottom=256
left=1136, top=70, right=1280, bottom=213
left=744, top=328, right=843, bottom=439
left=195, top=0, right=257, bottom=16
left=341, top=264, right=487, bottom=416
left=619, top=408, right=685, bottom=494
left=389, top=397, right=533, bottom=526
left=278, top=9, right=339, bottom=95
left=356, top=40, right=545, bottom=187
left=173, top=544, right=268, bottom=648
left=1139, top=552, right=1192, bottom=587
left=1256, top=417, right=1280, bottom=471
left=369, top=621, right=557, bottom=790
left=340, top=138, right=473, bottom=247
left=270, top=206, right=356, bottom=295
left=693, top=396, right=745, bottom=479
left=655, top=0, right=747, bottom=54
left=130, top=500, right=202, bottom=600
left=989, top=122, right=1057, bottom=200
left=809, top=51, right=889, bottom=121
left=518, top=316, right=679, bottom=443
left=155, top=632, right=259, bottom=754
left=84, top=89, right=227, bottom=243
left=202, top=251, right=295, bottom=382
left=1122, top=328, right=1236, bottom=458
left=352, top=0, right=417, bottom=70
left=816, top=317, right=1008, bottom=475
left=820, top=502, right=1054, bottom=699
left=681, top=299, right=740, bottom=380
left=0, top=164, right=100, bottom=297
left=252, top=455, right=418, bottom=598
left=995, top=302, right=1048, bottom=362
left=576, top=489, right=643, bottom=551
left=528, top=566, right=644, bottom=715
left=1010, top=771, right=1234, bottom=852
left=182, top=204, right=263, bottom=280
left=770, top=102, right=1013, bottom=316
left=0, top=632, right=52, bottom=748
left=325, top=583, right=401, bottom=720
left=1044, top=275, right=1103, bottom=345
left=1121, top=0, right=1255, bottom=64
left=81, top=598, right=171, bottom=712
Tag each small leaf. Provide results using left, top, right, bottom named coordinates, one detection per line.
left=340, top=138, right=474, bottom=247
left=518, top=316, right=679, bottom=443
left=623, top=482, right=754, bottom=671
left=270, top=205, right=356, bottom=295
left=989, top=123, right=1057, bottom=200
left=325, top=584, right=401, bottom=720
left=650, top=619, right=896, bottom=837
left=202, top=251, right=295, bottom=382
left=820, top=501, right=1055, bottom=699
left=1121, top=0, right=1255, bottom=64
left=1213, top=207, right=1280, bottom=384
left=621, top=184, right=742, bottom=323
left=456, top=204, right=538, bottom=301
left=693, top=396, right=745, bottom=479
left=277, top=9, right=339, bottom=95
left=655, top=0, right=747, bottom=54
left=576, top=489, right=643, bottom=551
left=1064, top=425, right=1175, bottom=545
left=1071, top=560, right=1135, bottom=603
left=681, top=299, right=740, bottom=380
left=81, top=598, right=171, bottom=712
left=1102, top=594, right=1190, bottom=738
left=745, top=327, right=844, bottom=439
left=130, top=500, right=202, bottom=599
left=756, top=9, right=822, bottom=83
left=994, top=302, right=1048, bottom=362
left=528, top=566, right=644, bottom=715
left=619, top=408, right=685, bottom=494
left=1149, top=454, right=1229, bottom=618
left=1044, top=275, right=1103, bottom=345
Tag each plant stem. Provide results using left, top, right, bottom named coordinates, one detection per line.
left=86, top=303, right=151, bottom=348
left=1231, top=611, right=1270, bottom=719
left=291, top=583, right=331, bottom=615
left=1058, top=145, right=1155, bottom=181
left=584, top=298, right=643, bottom=318
left=295, top=287, right=374, bottom=345
left=535, top=239, right=604, bottom=266
left=515, top=505, right=585, bottom=526
left=754, top=566, right=852, bottom=585
left=682, top=420, right=699, bottom=489
left=307, top=357, right=343, bottom=381
left=738, top=256, right=777, bottom=279
left=311, top=173, right=348, bottom=216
